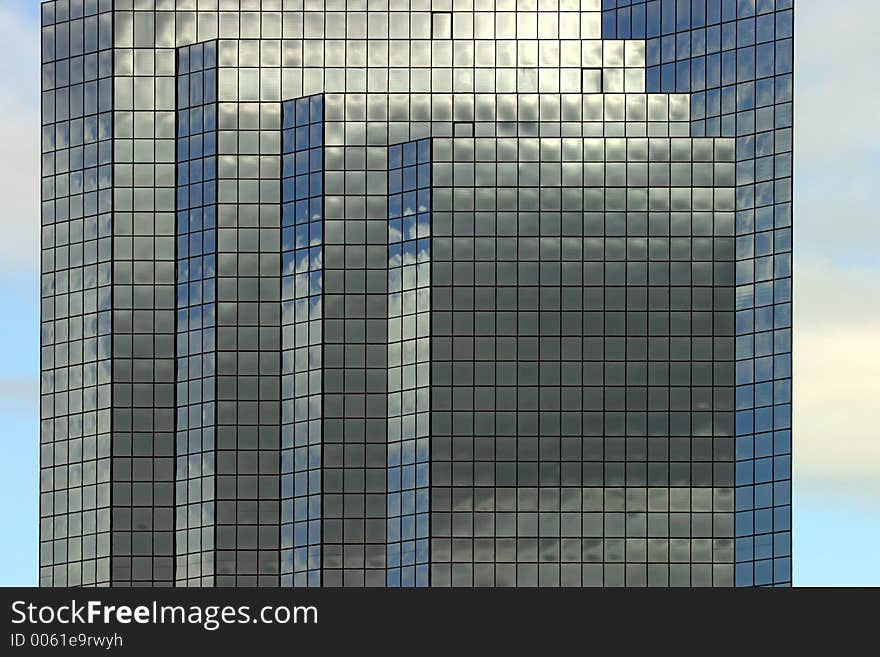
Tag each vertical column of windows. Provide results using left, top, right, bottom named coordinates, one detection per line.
left=729, top=1, right=794, bottom=587
left=39, top=0, right=114, bottom=588
left=320, top=100, right=391, bottom=587
left=111, top=2, right=178, bottom=586
left=213, top=39, right=282, bottom=586
left=175, top=41, right=218, bottom=587
left=386, top=139, right=431, bottom=587
left=280, top=94, right=324, bottom=587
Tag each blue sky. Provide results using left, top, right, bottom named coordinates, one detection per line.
left=0, top=0, right=877, bottom=587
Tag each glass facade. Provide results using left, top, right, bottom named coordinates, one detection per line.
left=281, top=93, right=324, bottom=587
left=602, top=0, right=793, bottom=587
left=39, top=0, right=792, bottom=588
left=175, top=40, right=218, bottom=586
left=386, top=139, right=432, bottom=587
left=39, top=0, right=114, bottom=587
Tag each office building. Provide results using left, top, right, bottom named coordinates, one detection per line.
left=39, top=0, right=793, bottom=587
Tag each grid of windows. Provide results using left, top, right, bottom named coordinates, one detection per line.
left=212, top=40, right=282, bottom=586
left=38, top=0, right=793, bottom=588
left=602, top=0, right=793, bottom=588
left=39, top=0, right=113, bottom=588
left=430, top=126, right=736, bottom=587
left=175, top=41, right=218, bottom=587
left=386, top=139, right=432, bottom=587
left=281, top=94, right=324, bottom=587
left=110, top=0, right=178, bottom=586
left=320, top=109, right=391, bottom=589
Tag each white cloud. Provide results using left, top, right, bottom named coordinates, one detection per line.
left=792, top=2, right=880, bottom=502
left=0, top=377, right=39, bottom=415
left=795, top=0, right=880, bottom=164
left=794, top=0, right=880, bottom=263
left=793, top=259, right=880, bottom=498
left=0, top=3, right=40, bottom=275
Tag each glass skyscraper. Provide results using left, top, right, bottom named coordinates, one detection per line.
left=39, top=0, right=792, bottom=587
